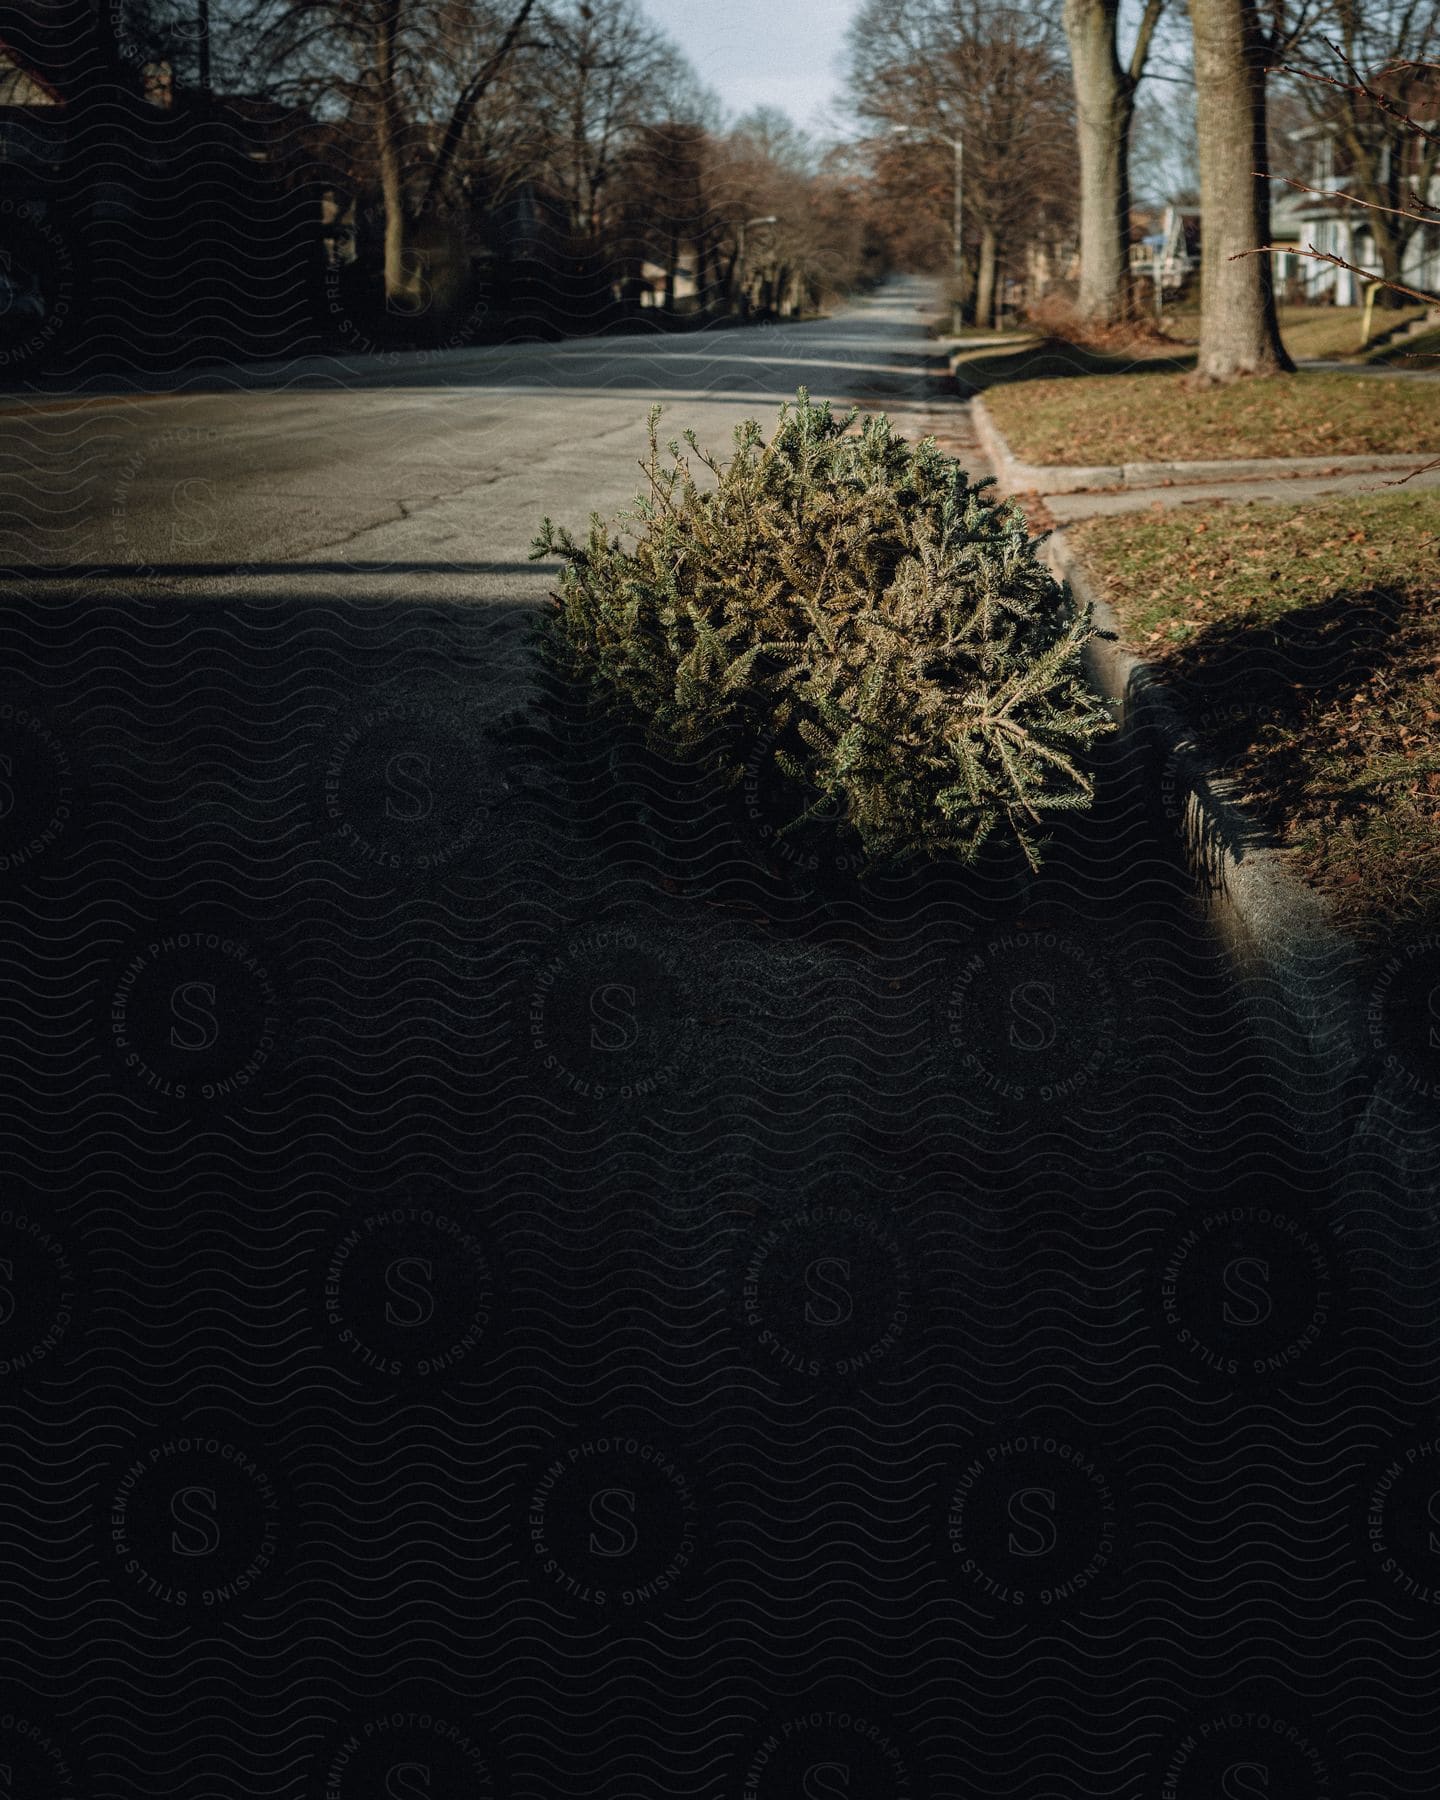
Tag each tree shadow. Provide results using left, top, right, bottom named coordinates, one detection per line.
left=1154, top=583, right=1408, bottom=839
left=954, top=336, right=1196, bottom=391
left=4, top=333, right=947, bottom=408
left=514, top=666, right=1189, bottom=952
left=0, top=577, right=1314, bottom=1198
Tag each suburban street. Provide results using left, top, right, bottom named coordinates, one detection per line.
left=0, top=278, right=1393, bottom=1797
left=5, top=0, right=1439, bottom=1773
left=0, top=276, right=1326, bottom=1195
left=1, top=276, right=960, bottom=597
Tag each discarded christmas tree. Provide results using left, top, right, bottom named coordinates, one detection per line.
left=532, top=390, right=1114, bottom=870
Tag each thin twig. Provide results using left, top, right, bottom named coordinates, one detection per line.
left=1230, top=243, right=1439, bottom=309
left=1262, top=171, right=1439, bottom=229
left=1273, top=54, right=1440, bottom=146
left=1387, top=456, right=1440, bottom=487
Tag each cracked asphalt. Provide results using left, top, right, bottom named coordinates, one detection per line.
left=0, top=276, right=1319, bottom=1200
left=0, top=277, right=958, bottom=603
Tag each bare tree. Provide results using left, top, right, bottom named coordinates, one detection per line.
left=1062, top=0, right=1166, bottom=322
left=617, top=118, right=716, bottom=313
left=518, top=0, right=685, bottom=240
left=656, top=110, right=873, bottom=321
left=706, top=112, right=813, bottom=314
left=1283, top=2, right=1440, bottom=307
left=1244, top=60, right=1440, bottom=319
left=245, top=0, right=540, bottom=307
left=847, top=0, right=1076, bottom=325
left=1273, top=54, right=1440, bottom=474
left=856, top=137, right=955, bottom=274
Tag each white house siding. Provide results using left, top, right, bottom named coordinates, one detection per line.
left=1402, top=222, right=1440, bottom=297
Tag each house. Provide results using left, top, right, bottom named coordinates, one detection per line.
left=1271, top=104, right=1440, bottom=306
left=1129, top=204, right=1199, bottom=300
left=635, top=256, right=700, bottom=308
left=0, top=29, right=67, bottom=189
left=0, top=33, right=64, bottom=108
left=0, top=30, right=76, bottom=368
left=1128, top=85, right=1440, bottom=313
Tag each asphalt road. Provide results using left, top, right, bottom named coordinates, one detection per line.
left=2, top=279, right=1420, bottom=1799
left=0, top=276, right=955, bottom=598
left=0, top=275, right=1317, bottom=1189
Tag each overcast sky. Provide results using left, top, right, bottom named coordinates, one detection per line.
left=635, top=0, right=860, bottom=135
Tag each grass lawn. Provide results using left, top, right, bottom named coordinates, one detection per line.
left=979, top=370, right=1440, bottom=466
left=1284, top=303, right=1430, bottom=359
left=1069, top=490, right=1440, bottom=935
left=1163, top=304, right=1433, bottom=360
left=953, top=334, right=1192, bottom=390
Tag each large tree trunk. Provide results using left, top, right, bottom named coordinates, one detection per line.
left=374, top=0, right=416, bottom=310
left=974, top=226, right=999, bottom=329
left=1063, top=0, right=1135, bottom=323
left=1190, top=0, right=1292, bottom=382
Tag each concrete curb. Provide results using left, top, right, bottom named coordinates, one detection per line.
left=1043, top=530, right=1381, bottom=1154
left=970, top=390, right=1427, bottom=496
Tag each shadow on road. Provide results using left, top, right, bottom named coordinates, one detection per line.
left=0, top=581, right=1327, bottom=1206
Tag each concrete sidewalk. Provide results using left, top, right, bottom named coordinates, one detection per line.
left=1043, top=460, right=1440, bottom=521
left=958, top=391, right=1439, bottom=521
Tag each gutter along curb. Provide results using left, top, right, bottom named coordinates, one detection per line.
left=1045, top=531, right=1440, bottom=1192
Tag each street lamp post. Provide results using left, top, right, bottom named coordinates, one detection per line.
left=892, top=125, right=964, bottom=335
left=734, top=215, right=779, bottom=321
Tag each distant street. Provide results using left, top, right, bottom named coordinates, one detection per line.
left=1, top=277, right=961, bottom=609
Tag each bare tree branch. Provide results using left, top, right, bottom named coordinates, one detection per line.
left=1387, top=455, right=1440, bottom=484
left=1232, top=240, right=1439, bottom=306
left=418, top=0, right=537, bottom=216
left=1276, top=51, right=1440, bottom=143
left=1265, top=169, right=1439, bottom=226
left=1126, top=0, right=1168, bottom=87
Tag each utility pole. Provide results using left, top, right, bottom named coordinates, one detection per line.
left=951, top=135, right=964, bottom=319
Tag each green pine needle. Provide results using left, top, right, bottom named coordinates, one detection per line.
left=531, top=391, right=1115, bottom=870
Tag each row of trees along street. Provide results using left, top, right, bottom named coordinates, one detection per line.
left=22, top=0, right=883, bottom=350
left=846, top=0, right=1440, bottom=383
left=1, top=0, right=1434, bottom=374
left=240, top=0, right=884, bottom=329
